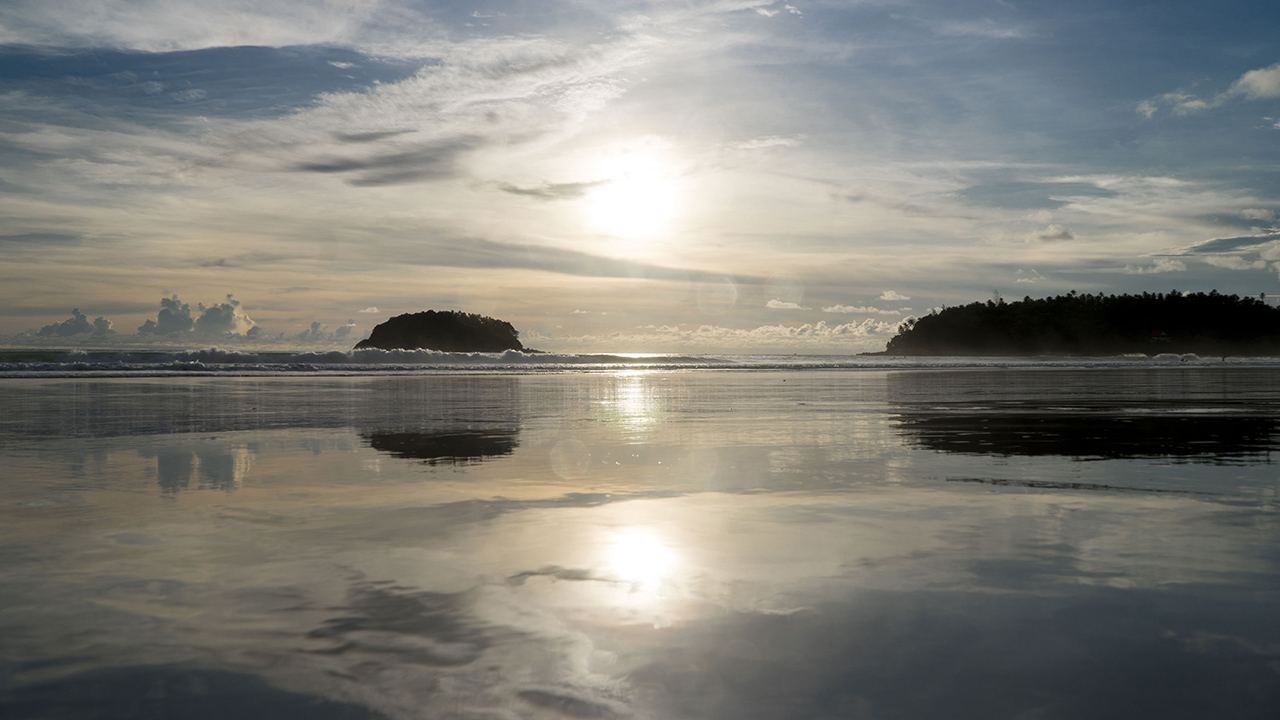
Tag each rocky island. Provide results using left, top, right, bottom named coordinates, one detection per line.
left=355, top=310, right=526, bottom=352
left=884, top=290, right=1280, bottom=356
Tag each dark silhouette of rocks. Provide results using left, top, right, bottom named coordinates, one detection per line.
left=355, top=310, right=525, bottom=352
left=884, top=290, right=1280, bottom=356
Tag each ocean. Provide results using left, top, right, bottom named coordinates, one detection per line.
left=1, top=352, right=1278, bottom=718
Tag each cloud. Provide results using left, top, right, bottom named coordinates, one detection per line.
left=1031, top=224, right=1074, bottom=242
left=1230, top=62, right=1280, bottom=100
left=295, top=322, right=329, bottom=343
left=170, top=88, right=206, bottom=103
left=1143, top=62, right=1280, bottom=117
left=1171, top=232, right=1280, bottom=255
left=137, top=294, right=255, bottom=336
left=293, top=137, right=483, bottom=186
left=1203, top=256, right=1268, bottom=271
left=754, top=4, right=800, bottom=18
left=766, top=299, right=808, bottom=310
left=1240, top=208, right=1276, bottom=221
left=879, top=291, right=910, bottom=301
left=334, top=129, right=416, bottom=144
left=530, top=318, right=900, bottom=353
left=1015, top=269, right=1045, bottom=284
left=137, top=296, right=194, bottom=335
left=193, top=295, right=255, bottom=335
left=822, top=305, right=910, bottom=315
left=254, top=34, right=654, bottom=188
left=935, top=20, right=1029, bottom=39
left=293, top=319, right=364, bottom=344
left=497, top=180, right=606, bottom=200
left=381, top=234, right=717, bottom=283
left=1123, top=258, right=1186, bottom=275
left=957, top=181, right=1116, bottom=210
left=0, top=0, right=381, bottom=53
left=729, top=135, right=803, bottom=150
left=358, top=306, right=380, bottom=313
left=36, top=308, right=114, bottom=337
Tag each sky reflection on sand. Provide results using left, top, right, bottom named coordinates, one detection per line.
left=1, top=369, right=1279, bottom=719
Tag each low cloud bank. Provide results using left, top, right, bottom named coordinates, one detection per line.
left=38, top=309, right=115, bottom=338
left=138, top=295, right=256, bottom=337
left=530, top=319, right=898, bottom=354
left=11, top=294, right=368, bottom=349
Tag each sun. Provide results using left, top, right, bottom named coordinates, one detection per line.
left=583, top=141, right=679, bottom=240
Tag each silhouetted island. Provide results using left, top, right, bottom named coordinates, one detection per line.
left=355, top=310, right=526, bottom=352
left=883, top=290, right=1280, bottom=356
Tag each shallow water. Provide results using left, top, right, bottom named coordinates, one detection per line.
left=2, top=367, right=1279, bottom=719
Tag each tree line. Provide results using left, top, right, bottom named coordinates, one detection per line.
left=884, top=290, right=1280, bottom=355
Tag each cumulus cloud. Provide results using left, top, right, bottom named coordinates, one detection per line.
left=1031, top=224, right=1074, bottom=242
left=766, top=299, right=808, bottom=310
left=1015, top=269, right=1045, bottom=284
left=294, top=319, right=364, bottom=344
left=138, top=294, right=255, bottom=336
left=137, top=296, right=195, bottom=335
left=194, top=295, right=255, bottom=335
left=358, top=307, right=380, bottom=313
left=36, top=308, right=114, bottom=337
left=822, top=304, right=911, bottom=315
left=1124, top=258, right=1186, bottom=275
left=295, top=322, right=329, bottom=343
left=879, top=291, right=910, bottom=301
left=1231, top=62, right=1280, bottom=100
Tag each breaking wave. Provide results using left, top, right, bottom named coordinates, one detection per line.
left=0, top=347, right=1272, bottom=377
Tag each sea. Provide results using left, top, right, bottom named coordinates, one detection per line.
left=1, top=349, right=1279, bottom=719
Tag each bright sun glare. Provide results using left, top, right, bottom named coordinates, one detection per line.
left=608, top=528, right=675, bottom=592
left=585, top=143, right=678, bottom=240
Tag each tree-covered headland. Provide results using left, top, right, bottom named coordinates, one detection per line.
left=884, top=291, right=1280, bottom=356
left=355, top=310, right=525, bottom=352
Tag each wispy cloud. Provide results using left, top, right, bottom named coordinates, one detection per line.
left=1141, top=62, right=1280, bottom=117
left=496, top=180, right=606, bottom=200
left=822, top=304, right=910, bottom=315
left=729, top=135, right=803, bottom=150
left=1123, top=258, right=1186, bottom=275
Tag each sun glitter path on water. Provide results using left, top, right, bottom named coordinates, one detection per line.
left=608, top=528, right=675, bottom=593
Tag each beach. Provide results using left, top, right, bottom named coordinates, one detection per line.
left=2, top=361, right=1279, bottom=718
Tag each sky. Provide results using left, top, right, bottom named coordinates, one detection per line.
left=1, top=0, right=1279, bottom=353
